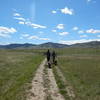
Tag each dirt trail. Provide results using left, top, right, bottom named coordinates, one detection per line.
left=27, top=59, right=65, bottom=100
left=47, top=68, right=64, bottom=100
left=27, top=59, right=46, bottom=100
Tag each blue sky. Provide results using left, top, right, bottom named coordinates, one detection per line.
left=0, top=0, right=100, bottom=45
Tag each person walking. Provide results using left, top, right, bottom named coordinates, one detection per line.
left=46, top=49, right=51, bottom=68
left=46, top=49, right=51, bottom=62
left=52, top=50, right=57, bottom=65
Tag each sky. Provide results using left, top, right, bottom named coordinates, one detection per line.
left=0, top=0, right=100, bottom=45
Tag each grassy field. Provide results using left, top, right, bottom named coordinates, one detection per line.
left=1, top=48, right=100, bottom=100
left=0, top=49, right=45, bottom=100
left=55, top=48, right=100, bottom=100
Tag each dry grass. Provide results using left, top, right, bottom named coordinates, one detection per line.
left=0, top=49, right=44, bottom=100
left=54, top=48, right=100, bottom=100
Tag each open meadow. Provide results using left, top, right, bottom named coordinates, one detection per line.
left=54, top=48, right=100, bottom=100
left=0, top=48, right=100, bottom=100
left=0, top=49, right=45, bottom=100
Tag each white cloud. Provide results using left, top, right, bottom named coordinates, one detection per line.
left=21, top=34, right=50, bottom=41
left=73, top=27, right=79, bottom=31
left=28, top=35, right=50, bottom=40
left=56, top=24, right=64, bottom=30
left=86, top=29, right=100, bottom=34
left=60, top=7, right=74, bottom=15
left=30, top=23, right=47, bottom=29
left=13, top=13, right=25, bottom=21
left=26, top=22, right=46, bottom=28
left=52, top=10, right=57, bottom=14
left=39, top=38, right=50, bottom=40
left=15, top=17, right=46, bottom=29
left=0, top=26, right=17, bottom=37
left=59, top=32, right=69, bottom=36
left=52, top=30, right=57, bottom=32
left=78, top=29, right=100, bottom=34
left=59, top=39, right=100, bottom=45
left=80, top=35, right=88, bottom=38
left=22, top=34, right=30, bottom=37
left=14, top=17, right=26, bottom=21
left=19, top=21, right=25, bottom=25
left=28, top=35, right=39, bottom=39
left=13, top=12, right=47, bottom=29
left=13, top=13, right=21, bottom=17
left=21, top=20, right=46, bottom=29
left=0, top=27, right=17, bottom=33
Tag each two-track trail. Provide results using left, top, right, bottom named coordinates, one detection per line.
left=27, top=59, right=65, bottom=100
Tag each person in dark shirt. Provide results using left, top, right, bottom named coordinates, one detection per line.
left=46, top=49, right=51, bottom=68
left=52, top=50, right=57, bottom=64
left=46, top=49, right=51, bottom=62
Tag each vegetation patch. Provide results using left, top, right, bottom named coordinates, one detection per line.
left=0, top=49, right=44, bottom=100
left=53, top=65, right=71, bottom=100
left=57, top=48, right=100, bottom=100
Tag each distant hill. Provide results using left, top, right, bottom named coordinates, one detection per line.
left=0, top=43, right=36, bottom=49
left=71, top=41, right=100, bottom=48
left=0, top=42, right=68, bottom=49
left=0, top=41, right=100, bottom=49
left=38, top=42, right=68, bottom=48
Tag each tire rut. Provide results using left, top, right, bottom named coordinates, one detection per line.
left=55, top=66, right=76, bottom=99
left=27, top=59, right=46, bottom=100
left=47, top=68, right=65, bottom=100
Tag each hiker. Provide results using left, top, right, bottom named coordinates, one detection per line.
left=52, top=50, right=57, bottom=65
left=46, top=49, right=51, bottom=62
left=46, top=49, right=51, bottom=68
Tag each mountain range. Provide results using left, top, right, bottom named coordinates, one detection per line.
left=0, top=41, right=100, bottom=49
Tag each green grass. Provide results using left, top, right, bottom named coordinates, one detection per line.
left=56, top=48, right=100, bottom=100
left=0, top=49, right=44, bottom=100
left=1, top=48, right=100, bottom=100
left=53, top=66, right=70, bottom=100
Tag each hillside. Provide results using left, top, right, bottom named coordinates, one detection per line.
left=0, top=43, right=37, bottom=49
left=71, top=41, right=100, bottom=48
left=0, top=41, right=100, bottom=49
left=0, top=42, right=68, bottom=49
left=38, top=42, right=68, bottom=48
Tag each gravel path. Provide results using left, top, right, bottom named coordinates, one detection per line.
left=27, top=59, right=65, bottom=100
left=48, top=68, right=65, bottom=100
left=27, top=59, right=46, bottom=100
